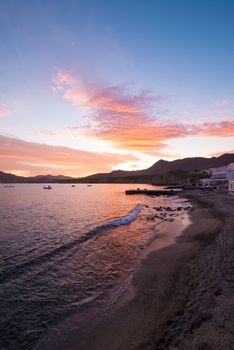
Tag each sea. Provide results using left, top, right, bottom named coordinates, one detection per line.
left=0, top=184, right=190, bottom=350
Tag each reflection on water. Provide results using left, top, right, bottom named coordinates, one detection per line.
left=0, top=184, right=190, bottom=349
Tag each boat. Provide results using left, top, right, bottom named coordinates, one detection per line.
left=71, top=185, right=75, bottom=187
left=43, top=185, right=52, bottom=189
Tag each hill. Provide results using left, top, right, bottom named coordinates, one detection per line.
left=1, top=153, right=233, bottom=184
left=0, top=172, right=73, bottom=183
left=73, top=153, right=234, bottom=184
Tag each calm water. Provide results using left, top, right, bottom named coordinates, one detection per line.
left=0, top=184, right=188, bottom=349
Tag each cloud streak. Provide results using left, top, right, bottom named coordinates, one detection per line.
left=0, top=135, right=138, bottom=177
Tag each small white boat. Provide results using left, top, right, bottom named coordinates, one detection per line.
left=43, top=185, right=52, bottom=190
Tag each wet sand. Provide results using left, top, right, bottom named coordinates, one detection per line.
left=71, top=191, right=234, bottom=350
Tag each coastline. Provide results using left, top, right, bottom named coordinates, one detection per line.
left=69, top=190, right=233, bottom=350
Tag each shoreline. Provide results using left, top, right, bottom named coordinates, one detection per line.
left=69, top=191, right=233, bottom=350
left=36, top=191, right=234, bottom=350
left=35, top=195, right=192, bottom=350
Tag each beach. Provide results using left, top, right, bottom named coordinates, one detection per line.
left=70, top=190, right=234, bottom=350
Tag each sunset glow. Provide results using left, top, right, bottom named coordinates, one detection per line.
left=0, top=1, right=233, bottom=176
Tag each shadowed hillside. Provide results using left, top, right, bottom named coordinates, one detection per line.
left=1, top=153, right=233, bottom=184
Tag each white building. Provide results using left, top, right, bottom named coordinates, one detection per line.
left=200, top=163, right=234, bottom=189
left=228, top=180, right=234, bottom=193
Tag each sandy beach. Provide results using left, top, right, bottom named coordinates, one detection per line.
left=70, top=190, right=234, bottom=350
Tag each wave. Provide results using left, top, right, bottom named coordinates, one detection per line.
left=0, top=205, right=142, bottom=284
left=99, top=204, right=142, bottom=229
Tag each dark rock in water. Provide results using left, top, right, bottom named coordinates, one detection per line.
left=145, top=205, right=149, bottom=208
left=177, top=207, right=182, bottom=211
left=185, top=206, right=191, bottom=210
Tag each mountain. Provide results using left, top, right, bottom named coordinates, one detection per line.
left=75, top=153, right=234, bottom=183
left=1, top=153, right=234, bottom=184
left=0, top=171, right=26, bottom=183
left=31, top=175, right=73, bottom=182
left=141, top=153, right=234, bottom=175
left=0, top=172, right=73, bottom=183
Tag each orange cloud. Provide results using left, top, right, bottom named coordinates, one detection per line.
left=193, top=121, right=234, bottom=137
left=52, top=71, right=234, bottom=154
left=52, top=70, right=167, bottom=113
left=90, top=113, right=187, bottom=151
left=0, top=135, right=138, bottom=177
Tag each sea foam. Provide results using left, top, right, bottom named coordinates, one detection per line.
left=101, top=204, right=142, bottom=228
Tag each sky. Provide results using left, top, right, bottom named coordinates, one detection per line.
left=0, top=0, right=234, bottom=177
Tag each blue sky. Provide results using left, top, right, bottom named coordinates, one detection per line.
left=0, top=0, right=233, bottom=176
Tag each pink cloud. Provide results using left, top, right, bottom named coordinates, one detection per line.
left=52, top=70, right=167, bottom=114
left=189, top=121, right=234, bottom=137
left=52, top=71, right=234, bottom=154
left=0, top=135, right=139, bottom=177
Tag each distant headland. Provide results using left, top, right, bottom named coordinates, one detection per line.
left=1, top=153, right=234, bottom=184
